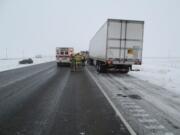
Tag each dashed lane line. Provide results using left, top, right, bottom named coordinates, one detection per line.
left=138, top=118, right=158, bottom=123
left=133, top=113, right=149, bottom=117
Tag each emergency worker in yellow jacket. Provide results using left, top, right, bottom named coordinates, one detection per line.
left=74, top=53, right=82, bottom=68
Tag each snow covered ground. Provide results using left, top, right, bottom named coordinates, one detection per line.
left=0, top=56, right=55, bottom=72
left=130, top=58, right=180, bottom=95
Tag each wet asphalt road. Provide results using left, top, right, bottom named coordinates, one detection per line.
left=0, top=62, right=130, bottom=135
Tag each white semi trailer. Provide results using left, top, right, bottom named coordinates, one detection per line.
left=89, top=19, right=144, bottom=73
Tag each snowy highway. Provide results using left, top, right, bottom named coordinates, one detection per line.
left=0, top=61, right=180, bottom=135
left=0, top=62, right=130, bottom=135
left=1, top=0, right=180, bottom=135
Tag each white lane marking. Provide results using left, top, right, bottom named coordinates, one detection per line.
left=129, top=109, right=146, bottom=113
left=80, top=132, right=85, bottom=135
left=124, top=105, right=141, bottom=109
left=86, top=68, right=137, bottom=135
left=118, top=98, right=128, bottom=101
left=138, top=118, right=158, bottom=123
left=121, top=102, right=136, bottom=105
left=145, top=125, right=165, bottom=130
left=133, top=113, right=149, bottom=117
left=165, top=132, right=174, bottom=135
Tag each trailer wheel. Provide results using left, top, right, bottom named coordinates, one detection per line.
left=96, top=64, right=100, bottom=72
left=97, top=63, right=106, bottom=73
left=88, top=58, right=94, bottom=65
left=120, top=68, right=129, bottom=74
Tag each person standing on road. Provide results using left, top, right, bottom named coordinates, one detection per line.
left=81, top=55, right=86, bottom=67
left=74, top=53, right=82, bottom=69
left=71, top=54, right=76, bottom=72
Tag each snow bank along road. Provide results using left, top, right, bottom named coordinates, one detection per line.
left=0, top=62, right=130, bottom=135
left=0, top=57, right=55, bottom=72
left=87, top=66, right=180, bottom=135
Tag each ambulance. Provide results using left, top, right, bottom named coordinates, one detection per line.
left=56, top=47, right=74, bottom=66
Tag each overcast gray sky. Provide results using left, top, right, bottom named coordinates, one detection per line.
left=0, top=0, right=180, bottom=58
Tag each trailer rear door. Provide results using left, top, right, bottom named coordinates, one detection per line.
left=107, top=20, right=144, bottom=64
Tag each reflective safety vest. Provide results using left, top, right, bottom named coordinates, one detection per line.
left=74, top=55, right=82, bottom=63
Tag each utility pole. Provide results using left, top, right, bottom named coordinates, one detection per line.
left=22, top=50, right=25, bottom=58
left=5, top=48, right=8, bottom=59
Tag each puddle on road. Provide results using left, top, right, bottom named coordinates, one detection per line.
left=116, top=94, right=127, bottom=97
left=123, top=87, right=129, bottom=90
left=118, top=88, right=122, bottom=90
left=118, top=87, right=129, bottom=91
left=128, top=94, right=142, bottom=100
left=116, top=93, right=142, bottom=100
